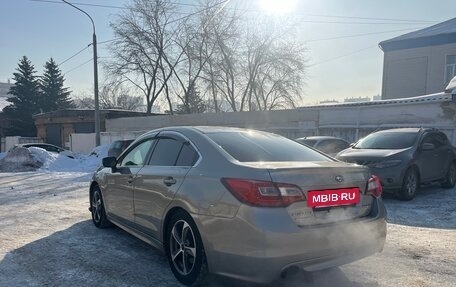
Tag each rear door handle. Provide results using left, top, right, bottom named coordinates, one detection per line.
left=127, top=176, right=134, bottom=184
left=163, top=177, right=177, bottom=186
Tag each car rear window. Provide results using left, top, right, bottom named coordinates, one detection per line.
left=206, top=131, right=330, bottom=162
left=298, top=139, right=317, bottom=146
left=354, top=132, right=418, bottom=149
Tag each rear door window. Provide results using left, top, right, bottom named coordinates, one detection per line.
left=175, top=143, right=199, bottom=166
left=148, top=138, right=183, bottom=166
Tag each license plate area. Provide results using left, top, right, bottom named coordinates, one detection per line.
left=307, top=187, right=360, bottom=208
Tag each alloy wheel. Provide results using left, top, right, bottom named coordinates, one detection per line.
left=449, top=164, right=456, bottom=186
left=92, top=191, right=102, bottom=223
left=405, top=171, right=417, bottom=196
left=170, top=220, right=197, bottom=276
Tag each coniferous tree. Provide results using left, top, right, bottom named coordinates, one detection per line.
left=4, top=56, right=41, bottom=136
left=40, top=58, right=74, bottom=111
left=175, top=83, right=206, bottom=114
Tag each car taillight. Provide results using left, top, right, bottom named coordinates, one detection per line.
left=367, top=175, right=382, bottom=197
left=221, top=178, right=306, bottom=207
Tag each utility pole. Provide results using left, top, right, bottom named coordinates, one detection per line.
left=62, top=0, right=100, bottom=146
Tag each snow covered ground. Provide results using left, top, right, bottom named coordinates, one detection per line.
left=0, top=168, right=454, bottom=286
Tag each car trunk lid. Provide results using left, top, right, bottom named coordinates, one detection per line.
left=242, top=161, right=374, bottom=225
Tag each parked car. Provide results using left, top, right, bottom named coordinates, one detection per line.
left=336, top=128, right=456, bottom=200
left=89, top=126, right=386, bottom=286
left=107, top=139, right=134, bottom=158
left=296, top=136, right=350, bottom=156
left=13, top=143, right=75, bottom=158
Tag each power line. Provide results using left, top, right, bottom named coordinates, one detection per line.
left=302, top=14, right=435, bottom=23
left=298, top=20, right=433, bottom=25
left=167, top=0, right=230, bottom=25
left=27, top=0, right=437, bottom=24
left=58, top=43, right=91, bottom=65
left=27, top=0, right=194, bottom=15
left=310, top=45, right=378, bottom=67
left=306, top=27, right=425, bottom=42
left=28, top=0, right=124, bottom=9
left=63, top=58, right=93, bottom=75
left=97, top=38, right=119, bottom=45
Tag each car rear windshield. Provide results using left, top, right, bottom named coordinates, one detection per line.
left=354, top=132, right=418, bottom=149
left=298, top=139, right=317, bottom=146
left=206, top=131, right=330, bottom=162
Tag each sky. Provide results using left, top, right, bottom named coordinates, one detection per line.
left=1, top=0, right=456, bottom=107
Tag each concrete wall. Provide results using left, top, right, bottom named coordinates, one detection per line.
left=106, top=109, right=319, bottom=134
left=70, top=133, right=96, bottom=154
left=100, top=131, right=146, bottom=146
left=1, top=136, right=43, bottom=152
left=69, top=131, right=147, bottom=154
left=103, top=94, right=456, bottom=145
left=382, top=43, right=456, bottom=99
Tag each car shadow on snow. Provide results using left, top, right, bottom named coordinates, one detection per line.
left=0, top=220, right=375, bottom=287
left=382, top=184, right=456, bottom=230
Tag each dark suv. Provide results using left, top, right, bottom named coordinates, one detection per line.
left=336, top=128, right=456, bottom=200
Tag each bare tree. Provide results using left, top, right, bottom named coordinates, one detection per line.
left=99, top=82, right=144, bottom=111
left=197, top=0, right=244, bottom=112
left=239, top=18, right=307, bottom=111
left=196, top=5, right=307, bottom=112
left=105, top=0, right=308, bottom=114
left=105, top=0, right=183, bottom=114
left=73, top=83, right=143, bottom=111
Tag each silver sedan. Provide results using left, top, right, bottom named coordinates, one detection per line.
left=89, top=126, right=386, bottom=286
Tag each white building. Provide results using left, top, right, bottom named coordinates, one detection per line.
left=379, top=18, right=456, bottom=100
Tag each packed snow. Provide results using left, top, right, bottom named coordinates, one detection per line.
left=0, top=172, right=455, bottom=287
left=0, top=145, right=109, bottom=173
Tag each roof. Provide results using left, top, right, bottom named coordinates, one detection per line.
left=298, top=92, right=453, bottom=109
left=379, top=17, right=456, bottom=51
left=374, top=127, right=437, bottom=134
left=297, top=136, right=347, bottom=141
left=0, top=97, right=9, bottom=111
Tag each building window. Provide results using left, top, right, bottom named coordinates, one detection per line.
left=445, top=55, right=456, bottom=83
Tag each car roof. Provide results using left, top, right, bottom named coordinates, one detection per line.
left=140, top=126, right=262, bottom=137
left=17, top=143, right=62, bottom=148
left=297, top=136, right=346, bottom=141
left=17, top=143, right=48, bottom=146
left=374, top=128, right=425, bottom=133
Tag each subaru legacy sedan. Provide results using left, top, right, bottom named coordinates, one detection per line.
left=89, top=126, right=386, bottom=286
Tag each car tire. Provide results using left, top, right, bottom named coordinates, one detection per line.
left=398, top=168, right=419, bottom=201
left=165, top=210, right=208, bottom=286
left=90, top=186, right=112, bottom=228
left=441, top=162, right=456, bottom=189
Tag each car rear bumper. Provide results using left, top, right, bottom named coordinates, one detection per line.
left=194, top=198, right=387, bottom=284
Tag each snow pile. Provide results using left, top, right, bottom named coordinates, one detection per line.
left=0, top=147, right=42, bottom=172
left=0, top=145, right=110, bottom=173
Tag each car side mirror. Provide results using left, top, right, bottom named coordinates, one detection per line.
left=421, top=143, right=435, bottom=151
left=102, top=156, right=117, bottom=168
